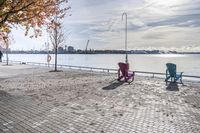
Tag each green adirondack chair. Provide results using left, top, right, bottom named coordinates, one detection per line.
left=165, top=63, right=183, bottom=84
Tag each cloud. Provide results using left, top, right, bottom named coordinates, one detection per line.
left=10, top=0, right=200, bottom=51
left=147, top=14, right=200, bottom=27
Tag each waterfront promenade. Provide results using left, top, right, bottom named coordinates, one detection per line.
left=0, top=63, right=200, bottom=133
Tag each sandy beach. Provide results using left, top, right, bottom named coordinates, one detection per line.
left=0, top=63, right=200, bottom=133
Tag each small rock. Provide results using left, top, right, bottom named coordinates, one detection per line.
left=101, top=130, right=104, bottom=133
left=89, top=122, right=96, bottom=125
left=193, top=104, right=197, bottom=108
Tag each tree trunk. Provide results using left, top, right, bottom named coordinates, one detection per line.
left=55, top=43, right=57, bottom=71
left=54, top=21, right=58, bottom=71
left=6, top=44, right=8, bottom=65
left=6, top=51, right=8, bottom=65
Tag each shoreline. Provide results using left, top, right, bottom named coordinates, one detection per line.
left=3, top=53, right=200, bottom=55
left=1, top=61, right=200, bottom=83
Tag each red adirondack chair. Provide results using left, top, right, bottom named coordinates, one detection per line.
left=117, top=62, right=134, bottom=83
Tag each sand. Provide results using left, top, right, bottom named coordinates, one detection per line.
left=0, top=63, right=200, bottom=132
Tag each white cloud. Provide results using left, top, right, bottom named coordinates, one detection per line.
left=10, top=0, right=200, bottom=51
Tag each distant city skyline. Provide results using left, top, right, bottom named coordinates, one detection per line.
left=9, top=0, right=200, bottom=52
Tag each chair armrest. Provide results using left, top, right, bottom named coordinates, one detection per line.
left=128, top=71, right=134, bottom=76
left=177, top=72, right=183, bottom=75
left=176, top=72, right=183, bottom=79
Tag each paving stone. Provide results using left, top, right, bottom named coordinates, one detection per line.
left=0, top=76, right=200, bottom=132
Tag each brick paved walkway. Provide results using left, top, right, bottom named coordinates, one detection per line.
left=1, top=85, right=200, bottom=133
left=0, top=66, right=200, bottom=132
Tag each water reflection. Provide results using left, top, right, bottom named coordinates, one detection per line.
left=152, top=54, right=186, bottom=58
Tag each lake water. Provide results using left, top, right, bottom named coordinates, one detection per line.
left=3, top=54, right=200, bottom=76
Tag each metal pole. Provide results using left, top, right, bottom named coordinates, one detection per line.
left=46, top=42, right=50, bottom=67
left=122, top=12, right=128, bottom=64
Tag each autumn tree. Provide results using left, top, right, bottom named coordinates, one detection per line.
left=0, top=0, right=70, bottom=67
left=48, top=15, right=65, bottom=72
left=0, top=0, right=70, bottom=37
left=0, top=32, right=13, bottom=65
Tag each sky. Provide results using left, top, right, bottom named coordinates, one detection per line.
left=10, top=0, right=200, bottom=52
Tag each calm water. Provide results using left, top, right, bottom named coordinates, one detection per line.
left=3, top=54, right=200, bottom=76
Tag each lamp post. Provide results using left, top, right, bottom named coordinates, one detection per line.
left=122, top=12, right=128, bottom=64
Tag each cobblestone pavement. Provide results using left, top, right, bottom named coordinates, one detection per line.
left=0, top=66, right=200, bottom=132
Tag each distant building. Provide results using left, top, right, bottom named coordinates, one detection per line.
left=58, top=46, right=64, bottom=53
left=68, top=46, right=74, bottom=53
left=64, top=45, right=67, bottom=52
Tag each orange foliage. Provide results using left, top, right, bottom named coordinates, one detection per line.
left=0, top=32, right=13, bottom=48
left=0, top=0, right=70, bottom=37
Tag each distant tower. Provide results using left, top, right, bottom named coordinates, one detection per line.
left=65, top=45, right=67, bottom=51
left=85, top=40, right=89, bottom=54
left=65, top=45, right=67, bottom=53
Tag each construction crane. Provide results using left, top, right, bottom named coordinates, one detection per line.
left=85, top=40, right=90, bottom=54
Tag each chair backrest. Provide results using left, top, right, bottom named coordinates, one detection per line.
left=118, top=62, right=129, bottom=76
left=166, top=63, right=176, bottom=77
